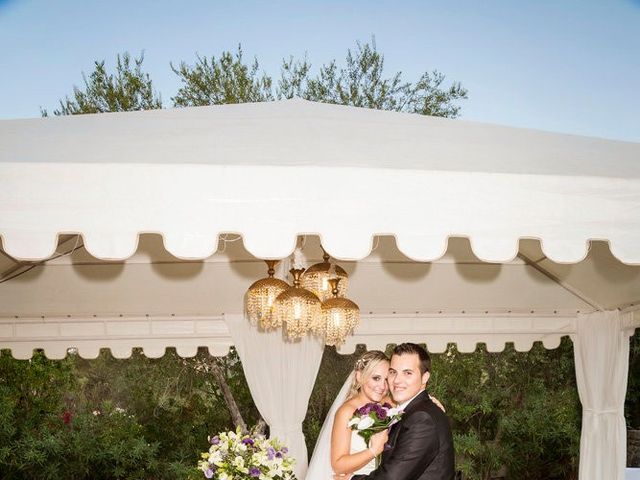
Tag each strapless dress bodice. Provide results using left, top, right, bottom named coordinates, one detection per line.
left=350, top=431, right=375, bottom=474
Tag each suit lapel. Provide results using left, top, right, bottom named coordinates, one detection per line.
left=385, top=390, right=428, bottom=451
left=402, top=389, right=429, bottom=414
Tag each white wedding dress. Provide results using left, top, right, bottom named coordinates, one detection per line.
left=306, top=373, right=375, bottom=479
left=349, top=430, right=375, bottom=474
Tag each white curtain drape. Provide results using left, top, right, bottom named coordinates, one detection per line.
left=573, top=310, right=631, bottom=480
left=225, top=314, right=325, bottom=479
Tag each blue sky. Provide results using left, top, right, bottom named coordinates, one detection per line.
left=0, top=0, right=638, bottom=141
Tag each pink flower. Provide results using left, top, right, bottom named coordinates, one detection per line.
left=62, top=411, right=73, bottom=425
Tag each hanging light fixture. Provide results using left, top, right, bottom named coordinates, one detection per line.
left=246, top=242, right=360, bottom=346
left=273, top=268, right=322, bottom=340
left=320, top=278, right=360, bottom=346
left=245, top=260, right=289, bottom=330
left=301, top=250, right=349, bottom=302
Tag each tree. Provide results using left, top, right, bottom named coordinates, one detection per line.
left=302, top=40, right=467, bottom=116
left=428, top=339, right=580, bottom=480
left=0, top=351, right=156, bottom=479
left=171, top=48, right=273, bottom=106
left=42, top=52, right=162, bottom=116
left=171, top=40, right=467, bottom=118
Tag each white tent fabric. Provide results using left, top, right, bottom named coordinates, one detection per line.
left=226, top=314, right=324, bottom=479
left=1, top=99, right=639, bottom=263
left=573, top=311, right=632, bottom=480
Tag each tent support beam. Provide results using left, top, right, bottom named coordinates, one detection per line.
left=621, top=303, right=640, bottom=315
left=517, top=252, right=605, bottom=311
left=0, top=312, right=578, bottom=359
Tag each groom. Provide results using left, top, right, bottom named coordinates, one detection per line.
left=351, top=343, right=455, bottom=480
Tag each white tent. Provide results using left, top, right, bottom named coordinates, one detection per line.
left=1, top=99, right=639, bottom=479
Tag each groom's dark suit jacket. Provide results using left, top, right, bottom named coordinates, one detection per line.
left=352, top=390, right=455, bottom=480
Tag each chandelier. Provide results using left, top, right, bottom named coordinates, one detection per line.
left=244, top=248, right=360, bottom=345
left=320, top=278, right=360, bottom=346
left=273, top=268, right=322, bottom=340
left=301, top=250, right=348, bottom=301
left=245, top=260, right=289, bottom=330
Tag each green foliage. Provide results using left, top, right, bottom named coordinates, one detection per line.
left=72, top=347, right=260, bottom=471
left=171, top=40, right=467, bottom=117
left=303, top=40, right=467, bottom=117
left=7, top=406, right=162, bottom=480
left=0, top=351, right=162, bottom=479
left=0, top=348, right=253, bottom=479
left=429, top=339, right=580, bottom=480
left=44, top=52, right=162, bottom=116
left=171, top=47, right=274, bottom=106
left=45, top=40, right=466, bottom=119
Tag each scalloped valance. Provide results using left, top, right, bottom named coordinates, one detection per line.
left=1, top=99, right=639, bottom=264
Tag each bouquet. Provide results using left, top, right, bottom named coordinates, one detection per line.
left=197, top=428, right=296, bottom=479
left=348, top=402, right=403, bottom=445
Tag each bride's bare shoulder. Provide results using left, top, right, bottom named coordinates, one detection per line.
left=336, top=398, right=358, bottom=419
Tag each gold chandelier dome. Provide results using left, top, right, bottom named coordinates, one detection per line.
left=319, top=278, right=360, bottom=346
left=273, top=268, right=322, bottom=340
left=301, top=251, right=349, bottom=301
left=245, top=261, right=289, bottom=330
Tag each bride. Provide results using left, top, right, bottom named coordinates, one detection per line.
left=307, top=351, right=391, bottom=479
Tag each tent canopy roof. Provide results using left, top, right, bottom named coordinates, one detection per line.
left=2, top=99, right=639, bottom=178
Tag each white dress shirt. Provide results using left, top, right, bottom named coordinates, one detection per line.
left=397, top=389, right=425, bottom=411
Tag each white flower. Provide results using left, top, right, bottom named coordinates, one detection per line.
left=209, top=450, right=223, bottom=465
left=357, top=416, right=375, bottom=430
left=348, top=417, right=359, bottom=428
left=386, top=407, right=402, bottom=417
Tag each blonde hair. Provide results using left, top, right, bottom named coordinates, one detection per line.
left=346, top=350, right=389, bottom=400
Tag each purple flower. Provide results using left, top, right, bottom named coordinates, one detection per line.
left=382, top=402, right=392, bottom=409
left=281, top=447, right=288, bottom=454
left=204, top=468, right=214, bottom=478
left=250, top=467, right=261, bottom=477
left=210, top=436, right=220, bottom=445
left=267, top=447, right=276, bottom=460
left=242, top=437, right=255, bottom=446
left=275, top=451, right=282, bottom=458
left=357, top=402, right=377, bottom=415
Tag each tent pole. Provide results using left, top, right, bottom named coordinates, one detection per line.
left=517, top=252, right=605, bottom=311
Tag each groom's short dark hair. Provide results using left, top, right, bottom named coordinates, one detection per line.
left=393, top=343, right=431, bottom=374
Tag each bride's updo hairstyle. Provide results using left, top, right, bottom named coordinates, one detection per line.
left=347, top=350, right=389, bottom=400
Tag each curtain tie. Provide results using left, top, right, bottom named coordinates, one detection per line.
left=583, top=408, right=620, bottom=415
